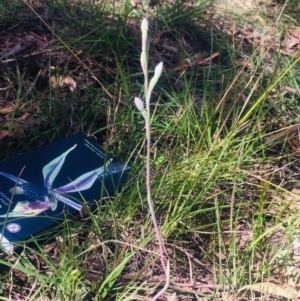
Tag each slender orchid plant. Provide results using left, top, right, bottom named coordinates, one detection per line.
left=134, top=18, right=169, bottom=299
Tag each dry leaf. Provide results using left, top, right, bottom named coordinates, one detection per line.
left=13, top=128, right=25, bottom=138
left=0, top=104, right=14, bottom=114
left=238, top=282, right=299, bottom=299
left=286, top=36, right=300, bottom=49
left=272, top=188, right=300, bottom=209
left=0, top=130, right=9, bottom=139
left=15, top=113, right=29, bottom=122
left=50, top=75, right=77, bottom=92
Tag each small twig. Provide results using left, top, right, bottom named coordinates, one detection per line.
left=263, top=123, right=300, bottom=142
left=171, top=51, right=220, bottom=71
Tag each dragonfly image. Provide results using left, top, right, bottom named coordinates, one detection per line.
left=0, top=144, right=113, bottom=217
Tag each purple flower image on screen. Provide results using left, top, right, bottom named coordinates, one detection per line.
left=0, top=144, right=112, bottom=217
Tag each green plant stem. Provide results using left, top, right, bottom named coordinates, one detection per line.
left=145, top=97, right=167, bottom=275
left=152, top=260, right=170, bottom=300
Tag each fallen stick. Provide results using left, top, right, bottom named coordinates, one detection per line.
left=263, top=123, right=300, bottom=142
